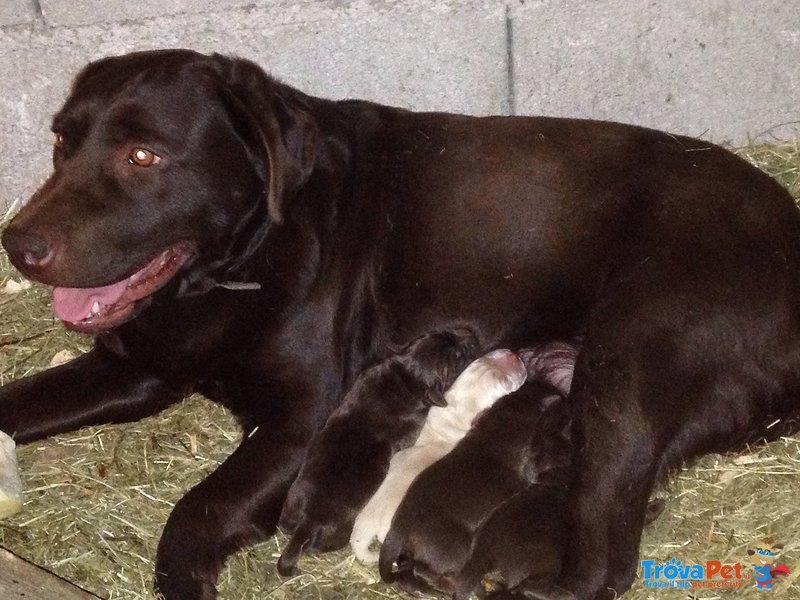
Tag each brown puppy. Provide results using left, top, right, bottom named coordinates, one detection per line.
left=454, top=491, right=667, bottom=600
left=379, top=342, right=577, bottom=594
left=276, top=328, right=478, bottom=575
left=452, top=341, right=664, bottom=600
left=458, top=481, right=570, bottom=600
left=453, top=480, right=570, bottom=600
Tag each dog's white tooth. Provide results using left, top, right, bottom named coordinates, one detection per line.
left=91, top=301, right=101, bottom=316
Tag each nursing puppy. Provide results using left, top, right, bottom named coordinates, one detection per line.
left=452, top=342, right=579, bottom=599
left=454, top=491, right=667, bottom=600
left=349, top=348, right=528, bottom=563
left=452, top=478, right=569, bottom=600
left=379, top=341, right=578, bottom=594
left=276, top=328, right=478, bottom=575
left=453, top=481, right=570, bottom=600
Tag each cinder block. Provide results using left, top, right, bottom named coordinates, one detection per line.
left=37, top=0, right=259, bottom=27
left=1, top=2, right=508, bottom=212
left=0, top=47, right=88, bottom=217
left=510, top=0, right=800, bottom=143
left=0, top=0, right=38, bottom=27
left=231, top=6, right=509, bottom=116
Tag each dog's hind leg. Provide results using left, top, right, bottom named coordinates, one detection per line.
left=554, top=254, right=800, bottom=599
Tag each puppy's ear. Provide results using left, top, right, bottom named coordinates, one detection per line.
left=422, top=341, right=475, bottom=407
left=206, top=54, right=318, bottom=224
left=424, top=389, right=448, bottom=407
left=423, top=360, right=457, bottom=407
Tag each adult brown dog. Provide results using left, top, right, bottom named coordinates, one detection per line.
left=2, top=49, right=800, bottom=600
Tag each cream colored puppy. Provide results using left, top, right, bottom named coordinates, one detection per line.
left=350, top=349, right=527, bottom=563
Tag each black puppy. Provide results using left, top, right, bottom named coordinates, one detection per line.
left=379, top=341, right=577, bottom=594
left=277, top=328, right=477, bottom=575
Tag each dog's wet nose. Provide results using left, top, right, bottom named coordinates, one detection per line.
left=1, top=227, right=55, bottom=274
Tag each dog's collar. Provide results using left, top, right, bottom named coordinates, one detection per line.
left=214, top=281, right=262, bottom=290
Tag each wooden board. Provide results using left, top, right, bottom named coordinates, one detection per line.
left=0, top=547, right=102, bottom=599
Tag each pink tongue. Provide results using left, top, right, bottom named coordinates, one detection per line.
left=52, top=280, right=129, bottom=323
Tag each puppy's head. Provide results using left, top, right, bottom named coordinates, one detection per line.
left=393, top=328, right=479, bottom=407
left=525, top=387, right=574, bottom=480
left=443, top=349, right=527, bottom=416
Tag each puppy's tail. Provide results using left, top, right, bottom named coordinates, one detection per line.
left=378, top=528, right=407, bottom=583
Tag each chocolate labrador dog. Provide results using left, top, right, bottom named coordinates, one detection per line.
left=3, top=49, right=800, bottom=600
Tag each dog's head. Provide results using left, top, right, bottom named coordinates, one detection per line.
left=443, top=349, right=528, bottom=416
left=2, top=50, right=318, bottom=333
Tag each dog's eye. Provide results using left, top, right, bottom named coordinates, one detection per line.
left=53, top=133, right=64, bottom=148
left=129, top=148, right=160, bottom=167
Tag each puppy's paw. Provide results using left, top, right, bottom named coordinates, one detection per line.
left=277, top=519, right=352, bottom=576
left=277, top=531, right=305, bottom=576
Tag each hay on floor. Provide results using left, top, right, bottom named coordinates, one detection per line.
left=0, top=142, right=799, bottom=599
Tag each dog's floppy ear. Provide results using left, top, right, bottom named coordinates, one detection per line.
left=206, top=54, right=318, bottom=224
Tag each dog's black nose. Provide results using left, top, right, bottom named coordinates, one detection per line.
left=1, top=227, right=55, bottom=274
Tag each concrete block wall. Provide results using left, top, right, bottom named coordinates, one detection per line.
left=1, top=0, right=798, bottom=212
